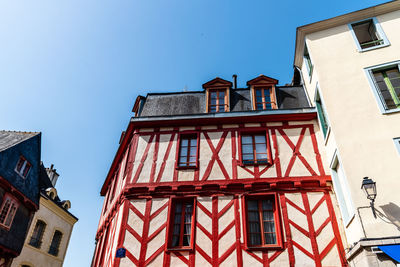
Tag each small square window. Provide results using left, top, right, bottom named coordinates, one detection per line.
left=243, top=194, right=283, bottom=249
left=177, top=134, right=199, bottom=169
left=239, top=132, right=271, bottom=165
left=166, top=198, right=196, bottom=251
left=349, top=18, right=389, bottom=52
left=365, top=62, right=400, bottom=113
left=15, top=156, right=31, bottom=178
left=0, top=194, right=19, bottom=229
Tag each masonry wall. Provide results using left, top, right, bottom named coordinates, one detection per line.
left=300, top=9, right=400, bottom=245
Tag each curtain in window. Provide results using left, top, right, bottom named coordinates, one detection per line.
left=183, top=204, right=193, bottom=246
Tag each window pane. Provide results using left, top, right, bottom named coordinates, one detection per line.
left=0, top=199, right=11, bottom=224
left=242, top=144, right=253, bottom=154
left=254, top=135, right=266, bottom=144
left=263, top=211, right=274, bottom=222
left=242, top=136, right=252, bottom=144
left=249, top=234, right=261, bottom=246
left=256, top=89, right=262, bottom=97
left=248, top=211, right=259, bottom=221
left=263, top=221, right=275, bottom=233
left=256, top=103, right=264, bottom=110
left=173, top=224, right=181, bottom=235
left=247, top=200, right=258, bottom=211
left=255, top=144, right=267, bottom=154
left=172, top=235, right=179, bottom=247
left=264, top=233, right=276, bottom=244
left=249, top=222, right=261, bottom=234
left=181, top=139, right=188, bottom=146
left=210, top=106, right=217, bottom=112
left=180, top=148, right=188, bottom=157
left=4, top=204, right=16, bottom=226
left=352, top=20, right=380, bottom=48
left=190, top=139, right=197, bottom=146
left=262, top=199, right=273, bottom=210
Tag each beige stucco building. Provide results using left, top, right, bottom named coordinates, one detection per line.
left=11, top=165, right=78, bottom=267
left=294, top=1, right=400, bottom=266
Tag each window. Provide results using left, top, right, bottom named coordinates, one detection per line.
left=177, top=134, right=198, bottom=168
left=29, top=220, right=46, bottom=248
left=15, top=156, right=32, bottom=178
left=166, top=198, right=196, bottom=250
left=0, top=194, right=19, bottom=229
left=330, top=152, right=354, bottom=225
left=315, top=88, right=329, bottom=138
left=366, top=62, right=400, bottom=113
left=254, top=88, right=273, bottom=110
left=304, top=44, right=313, bottom=77
left=243, top=194, right=283, bottom=249
left=209, top=89, right=227, bottom=112
left=394, top=138, right=400, bottom=156
left=240, top=132, right=271, bottom=165
left=349, top=18, right=389, bottom=52
left=48, top=230, right=63, bottom=256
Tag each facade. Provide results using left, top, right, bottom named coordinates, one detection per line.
left=294, top=1, right=400, bottom=266
left=0, top=131, right=41, bottom=267
left=93, top=75, right=347, bottom=266
left=11, top=164, right=78, bottom=267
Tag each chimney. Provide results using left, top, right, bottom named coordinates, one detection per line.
left=232, top=74, right=237, bottom=89
left=46, top=164, right=60, bottom=187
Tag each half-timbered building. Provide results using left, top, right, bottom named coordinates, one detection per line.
left=92, top=74, right=347, bottom=267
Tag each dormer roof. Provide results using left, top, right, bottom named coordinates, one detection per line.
left=202, top=77, right=232, bottom=89
left=246, top=75, right=279, bottom=86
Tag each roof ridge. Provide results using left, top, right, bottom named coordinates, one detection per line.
left=0, top=130, right=41, bottom=135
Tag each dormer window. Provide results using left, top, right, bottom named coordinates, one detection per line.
left=247, top=75, right=278, bottom=110
left=15, top=156, right=31, bottom=178
left=202, top=77, right=232, bottom=113
left=209, top=89, right=227, bottom=112
left=254, top=87, right=273, bottom=110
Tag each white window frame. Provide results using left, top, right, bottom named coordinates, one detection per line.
left=314, top=84, right=331, bottom=142
left=303, top=43, right=314, bottom=79
left=330, top=150, right=355, bottom=226
left=348, top=17, right=390, bottom=52
left=394, top=137, right=400, bottom=156
left=14, top=156, right=31, bottom=179
left=364, top=60, right=400, bottom=114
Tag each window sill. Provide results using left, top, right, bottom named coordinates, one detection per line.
left=358, top=43, right=390, bottom=53
left=324, top=127, right=331, bottom=146
left=240, top=161, right=271, bottom=167
left=0, top=224, right=11, bottom=231
left=246, top=244, right=283, bottom=251
left=175, top=166, right=198, bottom=170
left=381, top=108, right=400, bottom=115
left=166, top=247, right=193, bottom=252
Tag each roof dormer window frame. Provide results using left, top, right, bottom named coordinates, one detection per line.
left=202, top=77, right=232, bottom=113
left=247, top=75, right=278, bottom=110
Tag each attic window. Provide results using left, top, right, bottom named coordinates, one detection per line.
left=247, top=75, right=278, bottom=110
left=209, top=89, right=227, bottom=112
left=15, top=156, right=31, bottom=178
left=202, top=77, right=232, bottom=113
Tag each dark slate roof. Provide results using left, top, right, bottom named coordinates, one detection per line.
left=0, top=131, right=40, bottom=152
left=139, top=86, right=310, bottom=117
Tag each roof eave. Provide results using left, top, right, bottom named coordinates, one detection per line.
left=294, top=0, right=400, bottom=67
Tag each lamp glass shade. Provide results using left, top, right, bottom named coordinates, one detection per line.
left=361, top=177, right=377, bottom=201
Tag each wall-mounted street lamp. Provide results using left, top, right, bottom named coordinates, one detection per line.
left=361, top=177, right=377, bottom=218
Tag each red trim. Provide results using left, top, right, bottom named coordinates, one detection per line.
left=238, top=129, right=273, bottom=166
left=166, top=197, right=196, bottom=251
left=149, top=133, right=160, bottom=183
left=242, top=193, right=284, bottom=250
left=201, top=131, right=229, bottom=181
left=138, top=199, right=152, bottom=265
left=131, top=134, right=155, bottom=183
left=155, top=133, right=176, bottom=183
left=100, top=112, right=318, bottom=194
left=175, top=132, right=199, bottom=170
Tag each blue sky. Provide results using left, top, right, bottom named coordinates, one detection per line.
left=0, top=0, right=388, bottom=266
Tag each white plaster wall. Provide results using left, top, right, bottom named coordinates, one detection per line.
left=11, top=197, right=76, bottom=267
left=300, top=10, right=400, bottom=243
